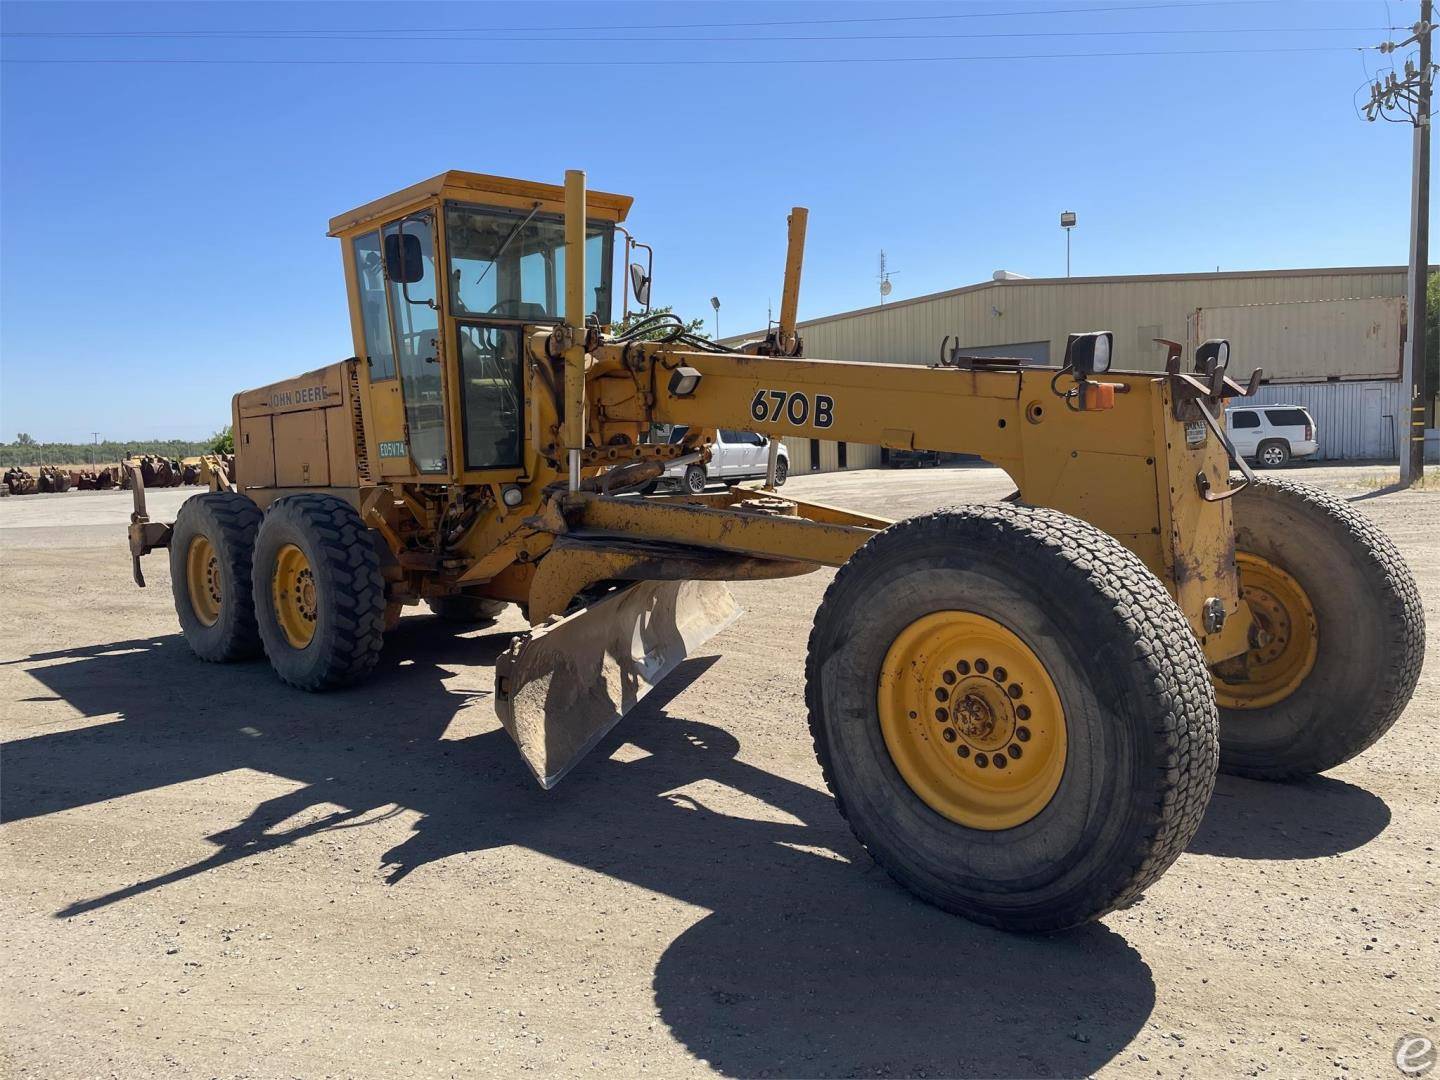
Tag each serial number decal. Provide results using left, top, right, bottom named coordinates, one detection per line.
left=750, top=389, right=835, bottom=429
left=1184, top=419, right=1207, bottom=449
left=377, top=440, right=409, bottom=458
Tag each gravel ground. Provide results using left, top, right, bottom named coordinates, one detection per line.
left=1, top=463, right=1435, bottom=1079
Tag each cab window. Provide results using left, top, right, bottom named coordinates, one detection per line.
left=445, top=204, right=614, bottom=324
left=352, top=231, right=397, bottom=380
left=456, top=324, right=524, bottom=470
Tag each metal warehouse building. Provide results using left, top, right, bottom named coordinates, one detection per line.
left=729, top=266, right=1413, bottom=471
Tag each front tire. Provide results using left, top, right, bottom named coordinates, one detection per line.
left=684, top=465, right=707, bottom=494
left=1213, top=478, right=1423, bottom=778
left=806, top=504, right=1218, bottom=932
left=252, top=495, right=386, bottom=691
left=170, top=492, right=263, bottom=662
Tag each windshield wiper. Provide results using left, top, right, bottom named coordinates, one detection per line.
left=474, top=201, right=543, bottom=289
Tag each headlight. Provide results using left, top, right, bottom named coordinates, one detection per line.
left=1195, top=338, right=1230, bottom=377
left=668, top=366, right=702, bottom=398
left=1064, top=331, right=1113, bottom=376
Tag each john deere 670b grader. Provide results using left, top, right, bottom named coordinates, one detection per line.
left=127, top=170, right=1423, bottom=931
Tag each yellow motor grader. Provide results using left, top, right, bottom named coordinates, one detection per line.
left=126, top=170, right=1423, bottom=931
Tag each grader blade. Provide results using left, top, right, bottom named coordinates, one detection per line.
left=494, top=579, right=741, bottom=789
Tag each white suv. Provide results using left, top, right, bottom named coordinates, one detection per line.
left=658, top=427, right=789, bottom=493
left=1226, top=405, right=1319, bottom=468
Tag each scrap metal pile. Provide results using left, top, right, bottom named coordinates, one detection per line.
left=1, top=456, right=207, bottom=496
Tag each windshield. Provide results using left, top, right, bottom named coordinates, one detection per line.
left=445, top=203, right=614, bottom=324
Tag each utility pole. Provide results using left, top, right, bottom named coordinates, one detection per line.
left=1366, top=2, right=1433, bottom=484
left=91, top=432, right=99, bottom=467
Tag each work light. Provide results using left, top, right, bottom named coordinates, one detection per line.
left=668, top=366, right=702, bottom=398
left=1063, top=331, right=1113, bottom=376
left=1194, top=338, right=1230, bottom=377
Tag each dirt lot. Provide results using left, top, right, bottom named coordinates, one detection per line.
left=2, top=464, right=1435, bottom=1079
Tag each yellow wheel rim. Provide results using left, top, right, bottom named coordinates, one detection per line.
left=1214, top=552, right=1318, bottom=710
left=878, top=611, right=1067, bottom=831
left=271, top=543, right=318, bottom=649
left=185, top=535, right=222, bottom=627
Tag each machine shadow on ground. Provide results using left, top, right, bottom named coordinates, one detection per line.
left=0, top=619, right=1391, bottom=1078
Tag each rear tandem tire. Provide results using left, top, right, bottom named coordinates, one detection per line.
left=1214, top=477, right=1424, bottom=779
left=169, top=492, right=264, bottom=662
left=252, top=495, right=386, bottom=691
left=805, top=503, right=1219, bottom=932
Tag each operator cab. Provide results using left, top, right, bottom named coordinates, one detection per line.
left=328, top=171, right=633, bottom=484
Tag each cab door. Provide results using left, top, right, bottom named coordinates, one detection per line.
left=383, top=213, right=449, bottom=476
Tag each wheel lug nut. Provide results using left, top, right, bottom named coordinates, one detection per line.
left=934, top=708, right=949, bottom=722
left=993, top=666, right=1008, bottom=682
left=1007, top=683, right=1022, bottom=699
left=992, top=754, right=1007, bottom=769
left=974, top=659, right=989, bottom=674
left=1016, top=726, right=1031, bottom=742
left=956, top=660, right=971, bottom=675
left=1007, top=744, right=1022, bottom=760
left=957, top=745, right=971, bottom=758
left=941, top=669, right=957, bottom=686
left=935, top=687, right=949, bottom=702
left=1015, top=705, right=1031, bottom=721
left=975, top=753, right=989, bottom=768
left=942, top=727, right=957, bottom=742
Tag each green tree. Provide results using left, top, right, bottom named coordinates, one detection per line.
left=14, top=433, right=35, bottom=446
left=612, top=304, right=709, bottom=341
left=208, top=426, right=235, bottom=455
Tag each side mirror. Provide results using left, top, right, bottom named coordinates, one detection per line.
left=629, top=262, right=651, bottom=308
left=384, top=232, right=425, bottom=285
left=1063, top=331, right=1113, bottom=376
left=1194, top=338, right=1231, bottom=379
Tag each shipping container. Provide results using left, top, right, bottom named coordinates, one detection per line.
left=1193, top=297, right=1404, bottom=383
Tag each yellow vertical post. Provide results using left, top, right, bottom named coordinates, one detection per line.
left=766, top=207, right=807, bottom=489
left=777, top=207, right=808, bottom=355
left=564, top=169, right=587, bottom=491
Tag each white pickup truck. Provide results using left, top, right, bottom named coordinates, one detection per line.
left=655, top=426, right=790, bottom=493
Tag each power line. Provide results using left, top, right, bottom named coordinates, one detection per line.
left=0, top=26, right=1394, bottom=44
left=0, top=46, right=1379, bottom=67
left=0, top=0, right=1288, bottom=37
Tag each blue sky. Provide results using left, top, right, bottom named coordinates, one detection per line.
left=0, top=0, right=1429, bottom=441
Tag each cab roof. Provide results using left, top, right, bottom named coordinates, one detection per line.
left=326, top=170, right=634, bottom=238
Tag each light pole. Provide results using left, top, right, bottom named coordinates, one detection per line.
left=1060, top=211, right=1077, bottom=277
left=710, top=295, right=721, bottom=341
